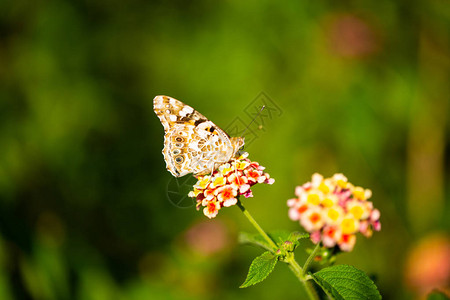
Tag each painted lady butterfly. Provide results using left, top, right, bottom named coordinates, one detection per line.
left=153, top=95, right=245, bottom=177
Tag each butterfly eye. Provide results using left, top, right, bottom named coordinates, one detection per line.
left=175, top=137, right=184, bottom=142
left=172, top=149, right=181, bottom=155
left=175, top=143, right=183, bottom=148
left=175, top=156, right=184, bottom=164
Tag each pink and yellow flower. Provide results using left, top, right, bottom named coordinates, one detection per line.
left=287, top=173, right=381, bottom=252
left=203, top=201, right=220, bottom=219
left=216, top=186, right=237, bottom=207
left=322, top=226, right=341, bottom=248
left=189, top=152, right=274, bottom=218
left=300, top=206, right=325, bottom=232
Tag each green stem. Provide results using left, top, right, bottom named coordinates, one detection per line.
left=302, top=242, right=321, bottom=276
left=237, top=200, right=319, bottom=300
left=236, top=200, right=277, bottom=251
left=285, top=254, right=319, bottom=300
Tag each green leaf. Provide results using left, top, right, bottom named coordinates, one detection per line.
left=311, top=265, right=381, bottom=300
left=240, top=251, right=278, bottom=288
left=238, top=232, right=273, bottom=252
left=427, top=290, right=450, bottom=300
left=288, top=231, right=309, bottom=243
left=268, top=230, right=291, bottom=243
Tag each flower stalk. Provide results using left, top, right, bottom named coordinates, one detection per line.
left=236, top=200, right=277, bottom=251
left=285, top=253, right=319, bottom=300
left=237, top=200, right=319, bottom=300
left=186, top=153, right=381, bottom=299
left=302, top=242, right=321, bottom=276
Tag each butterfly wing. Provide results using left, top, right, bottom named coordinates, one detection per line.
left=153, top=95, right=241, bottom=177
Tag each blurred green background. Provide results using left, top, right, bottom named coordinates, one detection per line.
left=1, top=0, right=449, bottom=299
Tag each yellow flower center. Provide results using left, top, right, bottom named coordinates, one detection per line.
left=221, top=167, right=232, bottom=175
left=353, top=187, right=366, bottom=200
left=327, top=208, right=340, bottom=221
left=318, top=182, right=330, bottom=194
left=341, top=218, right=357, bottom=234
left=213, top=176, right=225, bottom=186
left=236, top=162, right=247, bottom=170
left=307, top=193, right=321, bottom=205
left=337, top=179, right=347, bottom=188
left=322, top=197, right=334, bottom=207
left=198, top=177, right=210, bottom=188
left=349, top=205, right=364, bottom=220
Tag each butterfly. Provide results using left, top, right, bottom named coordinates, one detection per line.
left=153, top=95, right=245, bottom=177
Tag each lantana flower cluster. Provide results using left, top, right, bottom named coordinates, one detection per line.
left=188, top=152, right=275, bottom=219
left=288, top=173, right=381, bottom=252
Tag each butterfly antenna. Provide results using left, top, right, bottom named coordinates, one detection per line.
left=240, top=105, right=265, bottom=137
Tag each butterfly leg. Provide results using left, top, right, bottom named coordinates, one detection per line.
left=233, top=157, right=242, bottom=186
left=205, top=164, right=216, bottom=186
